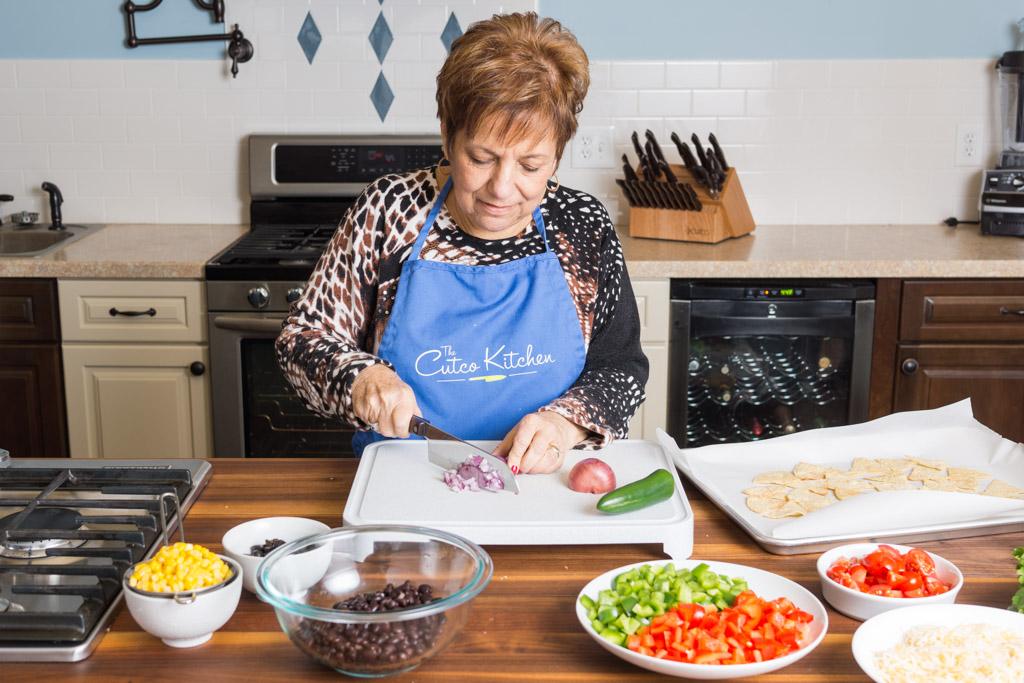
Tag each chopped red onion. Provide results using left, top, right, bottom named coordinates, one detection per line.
left=443, top=455, right=504, bottom=493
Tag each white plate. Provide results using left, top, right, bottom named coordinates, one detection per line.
left=575, top=559, right=828, bottom=680
left=852, top=604, right=1024, bottom=682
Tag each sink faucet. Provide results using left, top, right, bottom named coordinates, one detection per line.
left=41, top=182, right=63, bottom=230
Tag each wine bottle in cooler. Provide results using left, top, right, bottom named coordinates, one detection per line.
left=734, top=401, right=767, bottom=441
left=706, top=361, right=736, bottom=405
left=767, top=404, right=799, bottom=436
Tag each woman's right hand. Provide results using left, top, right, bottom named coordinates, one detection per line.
left=351, top=364, right=420, bottom=438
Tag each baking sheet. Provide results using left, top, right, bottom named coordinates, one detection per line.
left=343, top=438, right=694, bottom=560
left=661, top=399, right=1024, bottom=554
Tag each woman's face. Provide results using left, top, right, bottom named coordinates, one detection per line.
left=444, top=122, right=559, bottom=240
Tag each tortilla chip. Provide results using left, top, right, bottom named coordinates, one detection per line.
left=876, top=458, right=913, bottom=473
left=789, top=478, right=828, bottom=495
left=922, top=479, right=968, bottom=492
left=945, top=476, right=982, bottom=491
left=849, top=457, right=886, bottom=474
left=793, top=462, right=826, bottom=480
left=907, top=455, right=947, bottom=471
left=981, top=479, right=1024, bottom=499
left=908, top=466, right=945, bottom=482
left=743, top=485, right=791, bottom=499
left=797, top=494, right=836, bottom=513
left=871, top=479, right=915, bottom=491
left=866, top=472, right=912, bottom=484
left=764, top=501, right=805, bottom=519
left=826, top=475, right=871, bottom=491
left=752, top=470, right=801, bottom=486
left=947, top=467, right=990, bottom=480
left=746, top=496, right=786, bottom=514
left=835, top=487, right=867, bottom=500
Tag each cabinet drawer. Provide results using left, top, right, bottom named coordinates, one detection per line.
left=633, top=278, right=670, bottom=343
left=900, top=280, right=1024, bottom=342
left=0, top=279, right=58, bottom=342
left=59, top=280, right=206, bottom=343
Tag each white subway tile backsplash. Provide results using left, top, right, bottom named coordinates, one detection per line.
left=131, top=171, right=183, bottom=197
left=124, top=62, right=179, bottom=89
left=854, top=88, right=911, bottom=116
left=206, top=89, right=262, bottom=117
left=20, top=117, right=74, bottom=143
left=49, top=144, right=103, bottom=171
left=611, top=63, right=666, bottom=90
left=69, top=62, right=124, bottom=89
left=745, top=89, right=801, bottom=117
left=0, top=118, right=19, bottom=142
left=883, top=60, right=942, bottom=89
left=692, top=90, right=745, bottom=116
left=721, top=62, right=774, bottom=89
left=801, top=88, right=856, bottom=116
left=78, top=170, right=132, bottom=197
left=151, top=89, right=206, bottom=117
left=637, top=90, right=691, bottom=117
left=253, top=5, right=284, bottom=33
left=584, top=90, right=638, bottom=118
left=0, top=62, right=15, bottom=88
left=104, top=196, right=157, bottom=223
left=716, top=117, right=773, bottom=145
left=829, top=60, right=887, bottom=88
left=0, top=144, right=48, bottom=171
left=259, top=91, right=314, bottom=117
left=16, top=61, right=70, bottom=88
left=103, top=144, right=155, bottom=171
left=181, top=117, right=235, bottom=143
left=665, top=62, right=719, bottom=89
left=774, top=61, right=830, bottom=89
left=44, top=89, right=96, bottom=116
left=157, top=196, right=209, bottom=223
left=98, top=89, right=152, bottom=117
left=74, top=117, right=128, bottom=144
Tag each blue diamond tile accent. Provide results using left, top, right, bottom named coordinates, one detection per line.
left=370, top=72, right=394, bottom=122
left=297, top=11, right=322, bottom=65
left=368, top=12, right=393, bottom=64
left=440, top=13, right=462, bottom=53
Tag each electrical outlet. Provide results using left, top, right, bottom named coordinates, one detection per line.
left=955, top=123, right=984, bottom=166
left=571, top=126, right=615, bottom=169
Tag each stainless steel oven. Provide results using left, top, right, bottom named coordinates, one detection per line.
left=205, top=134, right=442, bottom=458
left=667, top=279, right=876, bottom=448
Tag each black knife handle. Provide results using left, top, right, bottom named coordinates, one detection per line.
left=691, top=133, right=708, bottom=168
left=615, top=178, right=637, bottom=207
left=631, top=131, right=646, bottom=160
left=645, top=129, right=667, bottom=165
left=644, top=141, right=662, bottom=180
left=621, top=153, right=639, bottom=182
left=708, top=132, right=729, bottom=170
left=679, top=142, right=699, bottom=172
left=658, top=159, right=678, bottom=184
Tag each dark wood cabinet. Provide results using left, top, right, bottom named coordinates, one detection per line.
left=0, top=279, right=68, bottom=458
left=871, top=279, right=1024, bottom=443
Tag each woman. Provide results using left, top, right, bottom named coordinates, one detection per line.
left=276, top=12, right=647, bottom=475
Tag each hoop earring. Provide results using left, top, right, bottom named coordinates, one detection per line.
left=438, top=148, right=450, bottom=168
left=547, top=174, right=560, bottom=194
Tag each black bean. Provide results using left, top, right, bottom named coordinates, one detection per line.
left=248, top=538, right=286, bottom=557
left=295, top=579, right=446, bottom=673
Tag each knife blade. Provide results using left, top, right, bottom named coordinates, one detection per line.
left=708, top=132, right=729, bottom=171
left=410, top=416, right=519, bottom=493
left=645, top=129, right=667, bottom=166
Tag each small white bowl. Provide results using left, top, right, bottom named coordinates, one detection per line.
left=816, top=543, right=962, bottom=621
left=221, top=517, right=330, bottom=593
left=123, top=554, right=242, bottom=648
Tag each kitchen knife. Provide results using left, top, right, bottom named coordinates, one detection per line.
left=621, top=153, right=640, bottom=183
left=644, top=140, right=663, bottom=181
left=615, top=178, right=637, bottom=207
left=645, top=129, right=668, bottom=166
left=708, top=132, right=729, bottom=171
left=706, top=149, right=726, bottom=191
left=657, top=160, right=688, bottom=210
left=684, top=183, right=703, bottom=211
left=691, top=133, right=709, bottom=171
left=410, top=415, right=520, bottom=493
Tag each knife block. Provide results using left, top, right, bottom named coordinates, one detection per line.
left=628, top=165, right=755, bottom=244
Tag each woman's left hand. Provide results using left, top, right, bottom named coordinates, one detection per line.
left=494, top=412, right=589, bottom=475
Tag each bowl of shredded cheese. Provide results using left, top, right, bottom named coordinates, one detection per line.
left=852, top=603, right=1024, bottom=683
left=123, top=542, right=242, bottom=647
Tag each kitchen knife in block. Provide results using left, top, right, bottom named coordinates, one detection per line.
left=410, top=416, right=519, bottom=493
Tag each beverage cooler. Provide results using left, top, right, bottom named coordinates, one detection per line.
left=666, top=280, right=876, bottom=449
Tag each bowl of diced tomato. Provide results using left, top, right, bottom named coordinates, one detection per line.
left=817, top=543, right=962, bottom=622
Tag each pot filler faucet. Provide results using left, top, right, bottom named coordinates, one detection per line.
left=41, top=182, right=63, bottom=230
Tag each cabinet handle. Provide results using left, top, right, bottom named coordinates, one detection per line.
left=901, top=358, right=919, bottom=375
left=189, top=361, right=206, bottom=376
left=109, top=307, right=156, bottom=317
left=1001, top=307, right=1024, bottom=317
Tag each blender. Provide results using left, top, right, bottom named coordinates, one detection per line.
left=980, top=35, right=1024, bottom=236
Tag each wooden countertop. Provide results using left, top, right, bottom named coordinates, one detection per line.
left=2, top=223, right=1024, bottom=279
left=5, top=458, right=1018, bottom=682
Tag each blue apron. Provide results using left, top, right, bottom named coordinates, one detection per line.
left=352, top=176, right=587, bottom=455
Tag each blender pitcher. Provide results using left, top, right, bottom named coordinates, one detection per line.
left=997, top=50, right=1024, bottom=155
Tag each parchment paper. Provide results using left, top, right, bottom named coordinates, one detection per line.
left=661, top=399, right=1024, bottom=543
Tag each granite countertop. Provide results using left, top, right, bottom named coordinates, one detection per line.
left=0, top=222, right=1022, bottom=279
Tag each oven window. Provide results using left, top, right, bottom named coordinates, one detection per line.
left=241, top=339, right=356, bottom=457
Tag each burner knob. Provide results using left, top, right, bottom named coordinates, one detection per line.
left=247, top=286, right=270, bottom=310
left=286, top=287, right=303, bottom=304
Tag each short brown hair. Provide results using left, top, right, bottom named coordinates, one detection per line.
left=436, top=12, right=589, bottom=160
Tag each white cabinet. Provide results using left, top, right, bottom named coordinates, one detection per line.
left=59, top=280, right=212, bottom=459
left=628, top=278, right=669, bottom=440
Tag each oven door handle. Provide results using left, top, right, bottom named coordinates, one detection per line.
left=211, top=315, right=285, bottom=333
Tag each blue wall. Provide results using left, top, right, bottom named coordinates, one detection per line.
left=0, top=0, right=223, bottom=58
left=542, top=0, right=1024, bottom=60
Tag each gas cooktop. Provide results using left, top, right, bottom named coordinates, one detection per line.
left=0, top=453, right=212, bottom=661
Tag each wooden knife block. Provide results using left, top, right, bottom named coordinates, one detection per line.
left=628, top=164, right=755, bottom=244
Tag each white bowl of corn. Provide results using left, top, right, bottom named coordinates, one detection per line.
left=123, top=542, right=242, bottom=648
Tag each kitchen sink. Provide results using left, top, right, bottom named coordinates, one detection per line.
left=0, top=223, right=100, bottom=256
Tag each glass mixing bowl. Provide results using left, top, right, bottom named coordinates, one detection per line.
left=256, top=525, right=492, bottom=677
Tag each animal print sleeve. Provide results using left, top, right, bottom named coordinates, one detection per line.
left=540, top=209, right=649, bottom=447
left=275, top=181, right=393, bottom=429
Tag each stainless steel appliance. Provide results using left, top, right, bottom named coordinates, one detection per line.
left=981, top=50, right=1024, bottom=237
left=667, top=280, right=875, bottom=448
left=0, top=451, right=211, bottom=661
left=206, top=134, right=443, bottom=458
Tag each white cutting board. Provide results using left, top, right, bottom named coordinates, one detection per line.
left=343, top=439, right=693, bottom=560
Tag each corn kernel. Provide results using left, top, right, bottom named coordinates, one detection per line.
left=128, top=542, right=231, bottom=592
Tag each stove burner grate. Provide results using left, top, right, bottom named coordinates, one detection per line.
left=0, top=508, right=86, bottom=559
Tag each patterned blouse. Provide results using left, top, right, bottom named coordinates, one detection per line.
left=275, top=168, right=648, bottom=448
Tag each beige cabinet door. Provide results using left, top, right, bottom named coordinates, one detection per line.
left=63, top=344, right=212, bottom=459
left=628, top=341, right=668, bottom=441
